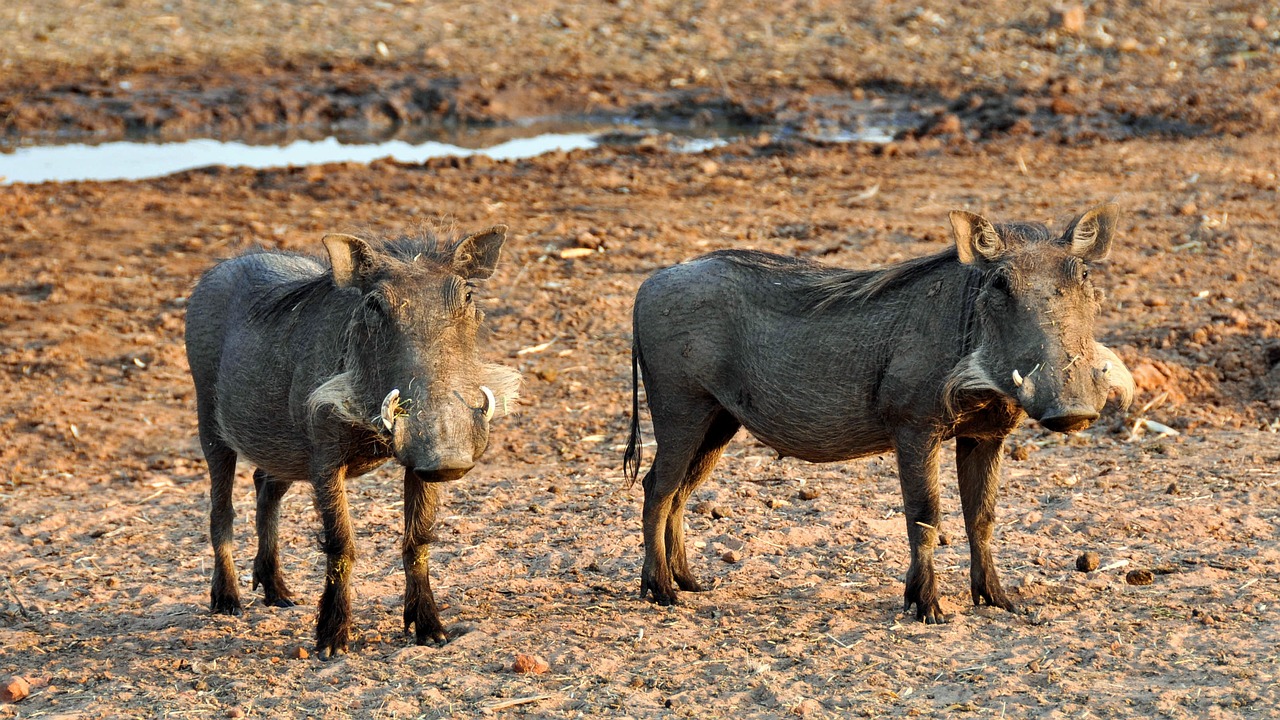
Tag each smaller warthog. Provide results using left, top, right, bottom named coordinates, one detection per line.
left=185, top=226, right=520, bottom=656
left=625, top=205, right=1135, bottom=623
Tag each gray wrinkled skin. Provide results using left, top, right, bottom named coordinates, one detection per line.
left=185, top=226, right=519, bottom=656
left=625, top=205, right=1134, bottom=623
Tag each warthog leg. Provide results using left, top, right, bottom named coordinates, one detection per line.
left=314, top=467, right=356, bottom=658
left=666, top=412, right=740, bottom=592
left=956, top=437, right=1015, bottom=612
left=251, top=469, right=296, bottom=608
left=204, top=434, right=241, bottom=616
left=895, top=427, right=947, bottom=624
left=641, top=404, right=737, bottom=605
left=403, top=469, right=447, bottom=645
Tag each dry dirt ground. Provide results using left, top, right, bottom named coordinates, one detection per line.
left=3, top=2, right=1280, bottom=719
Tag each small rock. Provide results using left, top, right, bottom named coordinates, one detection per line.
left=1177, top=202, right=1198, bottom=216
left=699, top=160, right=719, bottom=176
left=722, top=549, right=743, bottom=564
left=1010, top=444, right=1032, bottom=461
left=193, top=679, right=209, bottom=691
left=1249, top=14, right=1268, bottom=31
left=926, top=113, right=963, bottom=136
left=1076, top=552, right=1100, bottom=572
left=1126, top=569, right=1155, bottom=586
left=797, top=487, right=821, bottom=501
left=292, top=647, right=309, bottom=660
left=512, top=653, right=550, bottom=674
left=227, top=709, right=244, bottom=719
left=793, top=698, right=823, bottom=715
left=710, top=505, right=733, bottom=520
left=692, top=501, right=715, bottom=516
left=1048, top=5, right=1085, bottom=34
left=1, top=676, right=30, bottom=703
left=1165, top=482, right=1179, bottom=495
left=1049, top=97, right=1080, bottom=115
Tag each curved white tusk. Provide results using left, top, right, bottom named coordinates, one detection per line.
left=1011, top=369, right=1023, bottom=388
left=480, top=385, right=496, bottom=422
left=380, top=388, right=401, bottom=431
left=1101, top=361, right=1112, bottom=375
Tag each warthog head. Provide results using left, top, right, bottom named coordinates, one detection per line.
left=310, top=227, right=520, bottom=481
left=947, top=204, right=1134, bottom=432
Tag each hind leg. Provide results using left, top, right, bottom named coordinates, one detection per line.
left=202, top=430, right=241, bottom=615
left=666, top=411, right=740, bottom=592
left=641, top=400, right=730, bottom=605
left=252, top=469, right=296, bottom=608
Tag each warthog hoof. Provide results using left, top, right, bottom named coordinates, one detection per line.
left=210, top=594, right=243, bottom=616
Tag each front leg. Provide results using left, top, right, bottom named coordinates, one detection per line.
left=313, top=466, right=356, bottom=658
left=403, top=468, right=447, bottom=645
left=894, top=427, right=946, bottom=624
left=956, top=436, right=1015, bottom=612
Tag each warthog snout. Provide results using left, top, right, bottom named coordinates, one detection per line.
left=1038, top=407, right=1100, bottom=433
left=412, top=460, right=475, bottom=483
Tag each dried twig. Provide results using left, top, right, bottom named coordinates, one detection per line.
left=481, top=694, right=553, bottom=713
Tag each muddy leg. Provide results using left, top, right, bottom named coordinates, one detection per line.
left=894, top=427, right=946, bottom=624
left=252, top=469, right=296, bottom=608
left=640, top=462, right=681, bottom=605
left=666, top=412, right=740, bottom=592
left=956, top=436, right=1014, bottom=611
left=204, top=433, right=241, bottom=616
left=403, top=469, right=447, bottom=645
left=313, top=467, right=355, bottom=658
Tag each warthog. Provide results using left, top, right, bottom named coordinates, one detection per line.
left=624, top=205, right=1134, bottom=623
left=185, top=226, right=520, bottom=656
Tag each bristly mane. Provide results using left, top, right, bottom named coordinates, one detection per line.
left=804, top=247, right=963, bottom=310
left=248, top=231, right=460, bottom=325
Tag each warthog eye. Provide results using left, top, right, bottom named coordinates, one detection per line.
left=989, top=271, right=1012, bottom=296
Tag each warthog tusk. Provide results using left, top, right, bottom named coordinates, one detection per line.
left=380, top=388, right=401, bottom=431
left=1012, top=369, right=1024, bottom=388
left=480, top=385, right=496, bottom=421
left=1102, top=361, right=1112, bottom=375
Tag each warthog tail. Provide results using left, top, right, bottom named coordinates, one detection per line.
left=623, top=343, right=643, bottom=488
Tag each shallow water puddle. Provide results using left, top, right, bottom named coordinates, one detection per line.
left=0, top=116, right=899, bottom=185
left=0, top=131, right=617, bottom=185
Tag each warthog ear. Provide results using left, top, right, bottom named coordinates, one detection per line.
left=1064, top=204, right=1119, bottom=261
left=949, top=211, right=1004, bottom=264
left=452, top=225, right=508, bottom=280
left=323, top=233, right=379, bottom=288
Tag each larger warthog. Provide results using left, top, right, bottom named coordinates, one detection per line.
left=185, top=226, right=520, bottom=656
left=624, top=204, right=1134, bottom=623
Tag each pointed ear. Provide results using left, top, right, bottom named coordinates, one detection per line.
left=949, top=211, right=1004, bottom=264
left=452, top=225, right=507, bottom=279
left=1064, top=204, right=1118, bottom=260
left=322, top=233, right=378, bottom=288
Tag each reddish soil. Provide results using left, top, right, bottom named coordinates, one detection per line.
left=2, top=2, right=1280, bottom=718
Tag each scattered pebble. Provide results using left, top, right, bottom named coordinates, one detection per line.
left=797, top=487, right=821, bottom=501
left=227, top=709, right=244, bottom=719
left=1076, top=552, right=1101, bottom=572
left=793, top=698, right=823, bottom=715
left=711, top=505, right=733, bottom=520
left=1249, top=14, right=1268, bottom=31
left=1048, top=5, right=1085, bottom=34
left=722, top=549, right=743, bottom=564
left=512, top=653, right=550, bottom=674
left=292, top=647, right=309, bottom=660
left=1165, top=481, right=1179, bottom=495
left=1126, top=569, right=1155, bottom=586
left=1, top=676, right=30, bottom=703
left=1177, top=201, right=1198, bottom=216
